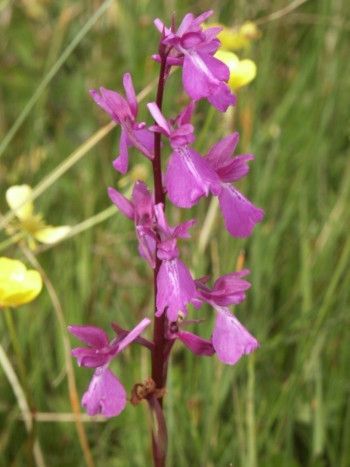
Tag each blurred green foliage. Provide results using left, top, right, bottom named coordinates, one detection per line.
left=0, top=0, right=350, bottom=466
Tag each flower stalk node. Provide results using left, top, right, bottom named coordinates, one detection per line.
left=130, top=378, right=166, bottom=405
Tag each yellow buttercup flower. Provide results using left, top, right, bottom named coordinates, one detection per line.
left=215, top=21, right=260, bottom=51
left=0, top=257, right=42, bottom=308
left=6, top=185, right=71, bottom=248
left=215, top=50, right=257, bottom=90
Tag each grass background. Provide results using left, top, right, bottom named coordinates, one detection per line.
left=1, top=0, right=349, bottom=465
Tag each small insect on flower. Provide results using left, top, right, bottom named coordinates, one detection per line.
left=0, top=257, right=42, bottom=308
left=5, top=185, right=70, bottom=249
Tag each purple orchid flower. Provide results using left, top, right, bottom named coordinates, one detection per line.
left=194, top=269, right=251, bottom=307
left=205, top=132, right=264, bottom=237
left=195, top=270, right=259, bottom=365
left=68, top=318, right=151, bottom=417
left=108, top=181, right=157, bottom=268
left=154, top=203, right=197, bottom=321
left=90, top=73, right=154, bottom=174
left=154, top=11, right=236, bottom=111
left=148, top=102, right=221, bottom=208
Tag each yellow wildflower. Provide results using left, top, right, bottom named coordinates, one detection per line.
left=6, top=185, right=71, bottom=248
left=216, top=21, right=260, bottom=51
left=215, top=50, right=257, bottom=90
left=0, top=257, right=42, bottom=308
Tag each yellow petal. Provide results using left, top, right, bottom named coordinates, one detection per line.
left=0, top=257, right=42, bottom=308
left=218, top=28, right=250, bottom=50
left=215, top=50, right=257, bottom=90
left=207, top=21, right=260, bottom=51
left=228, top=58, right=257, bottom=89
left=239, top=21, right=260, bottom=41
left=6, top=185, right=34, bottom=221
left=34, top=226, right=71, bottom=244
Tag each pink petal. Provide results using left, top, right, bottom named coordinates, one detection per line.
left=213, top=269, right=250, bottom=291
left=137, top=229, right=156, bottom=268
left=89, top=89, right=116, bottom=120
left=177, top=331, right=215, bottom=356
left=132, top=181, right=154, bottom=221
left=123, top=73, right=137, bottom=117
left=132, top=127, right=154, bottom=159
left=170, top=124, right=195, bottom=148
left=202, top=27, right=223, bottom=42
left=165, top=148, right=220, bottom=208
left=156, top=259, right=196, bottom=321
left=154, top=18, right=171, bottom=36
left=217, top=155, right=254, bottom=183
left=152, top=54, right=183, bottom=66
left=211, top=270, right=251, bottom=306
left=206, top=133, right=240, bottom=171
left=108, top=187, right=134, bottom=220
left=68, top=325, right=109, bottom=348
left=207, top=82, right=236, bottom=112
left=212, top=308, right=259, bottom=365
left=82, top=368, right=127, bottom=417
left=198, top=51, right=230, bottom=82
left=172, top=124, right=194, bottom=136
left=206, top=132, right=254, bottom=182
left=71, top=347, right=110, bottom=368
left=182, top=54, right=217, bottom=101
left=157, top=238, right=178, bottom=261
left=115, top=318, right=151, bottom=354
left=161, top=34, right=180, bottom=47
left=181, top=31, right=204, bottom=49
left=196, top=38, right=221, bottom=55
left=113, top=129, right=129, bottom=174
left=192, top=10, right=213, bottom=28
left=147, top=103, right=171, bottom=135
left=176, top=13, right=195, bottom=35
left=173, top=219, right=196, bottom=239
left=198, top=270, right=251, bottom=307
left=99, top=87, right=133, bottom=122
left=218, top=184, right=264, bottom=238
left=154, top=203, right=171, bottom=235
left=176, top=101, right=195, bottom=126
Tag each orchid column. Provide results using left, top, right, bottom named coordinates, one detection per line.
left=68, top=10, right=263, bottom=467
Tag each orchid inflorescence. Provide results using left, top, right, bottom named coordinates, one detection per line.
left=68, top=10, right=263, bottom=465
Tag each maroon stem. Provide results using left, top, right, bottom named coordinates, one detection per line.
left=151, top=51, right=168, bottom=467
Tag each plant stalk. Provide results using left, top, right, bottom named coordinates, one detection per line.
left=151, top=47, right=168, bottom=467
